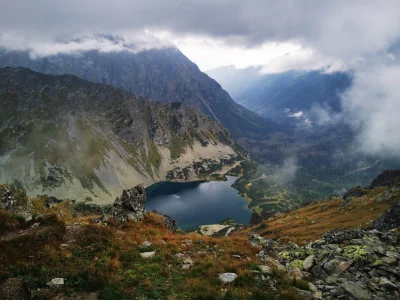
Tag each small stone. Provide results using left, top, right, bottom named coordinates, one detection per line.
left=303, top=255, right=315, bottom=271
left=378, top=277, right=397, bottom=291
left=140, top=251, right=155, bottom=258
left=141, top=241, right=152, bottom=248
left=308, top=282, right=318, bottom=292
left=174, top=253, right=185, bottom=259
left=274, top=260, right=286, bottom=271
left=259, top=265, right=272, bottom=274
left=30, top=222, right=40, bottom=228
left=46, top=278, right=64, bottom=288
left=232, top=254, right=241, bottom=259
left=338, top=259, right=354, bottom=272
left=311, top=265, right=328, bottom=281
left=257, top=250, right=265, bottom=259
left=313, top=291, right=323, bottom=299
left=219, top=273, right=237, bottom=284
left=182, top=264, right=191, bottom=270
left=382, top=256, right=397, bottom=265
left=183, top=258, right=193, bottom=265
left=386, top=251, right=400, bottom=260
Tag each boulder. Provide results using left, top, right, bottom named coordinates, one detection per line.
left=372, top=200, right=400, bottom=231
left=102, top=185, right=146, bottom=222
left=140, top=251, right=156, bottom=258
left=219, top=273, right=237, bottom=284
left=46, top=278, right=64, bottom=288
left=340, top=281, right=371, bottom=300
left=303, top=255, right=315, bottom=271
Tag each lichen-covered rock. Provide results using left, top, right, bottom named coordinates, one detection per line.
left=248, top=233, right=277, bottom=249
left=321, top=228, right=370, bottom=244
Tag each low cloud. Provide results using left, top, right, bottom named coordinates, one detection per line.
left=341, top=63, right=400, bottom=158
left=308, top=104, right=343, bottom=126
left=0, top=32, right=173, bottom=58
left=259, top=158, right=298, bottom=185
left=287, top=111, right=304, bottom=118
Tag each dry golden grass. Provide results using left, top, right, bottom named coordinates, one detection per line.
left=240, top=188, right=397, bottom=245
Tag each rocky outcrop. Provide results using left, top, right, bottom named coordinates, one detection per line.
left=0, top=186, right=32, bottom=221
left=343, top=186, right=367, bottom=201
left=151, top=210, right=178, bottom=232
left=370, top=170, right=400, bottom=189
left=101, top=186, right=179, bottom=231
left=250, top=229, right=400, bottom=299
left=102, top=185, right=146, bottom=222
left=372, top=200, right=400, bottom=231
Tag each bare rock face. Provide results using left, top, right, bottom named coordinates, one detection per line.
left=103, top=185, right=147, bottom=222
left=372, top=200, right=400, bottom=231
left=370, top=170, right=400, bottom=189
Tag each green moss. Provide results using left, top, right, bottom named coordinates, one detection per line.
left=373, top=259, right=383, bottom=266
left=343, top=245, right=368, bottom=260
left=280, top=252, right=292, bottom=260
left=290, top=260, right=304, bottom=270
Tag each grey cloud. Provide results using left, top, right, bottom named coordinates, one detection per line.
left=1, top=0, right=400, bottom=158
left=342, top=62, right=400, bottom=157
left=1, top=1, right=400, bottom=60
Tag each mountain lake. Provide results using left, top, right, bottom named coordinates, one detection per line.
left=145, top=176, right=253, bottom=230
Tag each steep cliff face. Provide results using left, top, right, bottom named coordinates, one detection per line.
left=0, top=67, right=242, bottom=203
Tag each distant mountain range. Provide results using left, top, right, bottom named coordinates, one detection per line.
left=1, top=41, right=398, bottom=206
left=0, top=46, right=281, bottom=140
left=0, top=67, right=241, bottom=203
left=207, top=66, right=351, bottom=124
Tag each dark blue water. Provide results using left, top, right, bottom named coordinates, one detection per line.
left=145, top=176, right=252, bottom=230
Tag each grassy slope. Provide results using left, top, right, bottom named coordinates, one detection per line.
left=238, top=186, right=399, bottom=246
left=0, top=204, right=305, bottom=300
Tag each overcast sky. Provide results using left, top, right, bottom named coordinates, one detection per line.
left=0, top=0, right=398, bottom=71
left=1, top=0, right=400, bottom=156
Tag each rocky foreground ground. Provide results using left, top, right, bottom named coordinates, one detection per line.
left=0, top=170, right=399, bottom=299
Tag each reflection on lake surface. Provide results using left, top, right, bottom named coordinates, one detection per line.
left=145, top=176, right=252, bottom=230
